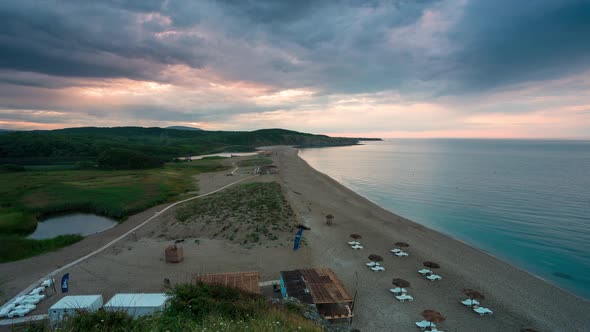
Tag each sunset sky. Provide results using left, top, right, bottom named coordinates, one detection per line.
left=1, top=0, right=589, bottom=138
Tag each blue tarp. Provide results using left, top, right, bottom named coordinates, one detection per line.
left=293, top=228, right=303, bottom=251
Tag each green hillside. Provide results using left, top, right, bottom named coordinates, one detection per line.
left=0, top=127, right=362, bottom=165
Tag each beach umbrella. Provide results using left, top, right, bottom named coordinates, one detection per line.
left=394, top=241, right=410, bottom=248
left=350, top=234, right=362, bottom=240
left=423, top=261, right=440, bottom=269
left=421, top=309, right=446, bottom=328
left=463, top=289, right=485, bottom=300
left=368, top=254, right=383, bottom=262
left=463, top=288, right=485, bottom=308
left=392, top=278, right=411, bottom=288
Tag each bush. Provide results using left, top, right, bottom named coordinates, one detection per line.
left=74, top=160, right=96, bottom=169
left=0, top=164, right=25, bottom=172
left=97, top=148, right=164, bottom=170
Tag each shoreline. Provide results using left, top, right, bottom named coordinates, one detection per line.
left=272, top=146, right=589, bottom=331
left=296, top=148, right=588, bottom=302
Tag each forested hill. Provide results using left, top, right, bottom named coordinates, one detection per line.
left=0, top=127, right=367, bottom=164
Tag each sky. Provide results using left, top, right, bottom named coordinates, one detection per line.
left=1, top=0, right=589, bottom=138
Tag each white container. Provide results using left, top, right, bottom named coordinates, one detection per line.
left=104, top=293, right=169, bottom=317
left=48, top=295, right=103, bottom=322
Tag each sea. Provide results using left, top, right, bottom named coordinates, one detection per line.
left=299, top=139, right=590, bottom=299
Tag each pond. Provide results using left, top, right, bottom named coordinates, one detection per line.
left=27, top=213, right=118, bottom=240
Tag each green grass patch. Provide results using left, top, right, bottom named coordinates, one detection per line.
left=53, top=283, right=322, bottom=332
left=0, top=160, right=227, bottom=261
left=175, top=182, right=296, bottom=246
left=0, top=234, right=83, bottom=263
left=236, top=156, right=273, bottom=167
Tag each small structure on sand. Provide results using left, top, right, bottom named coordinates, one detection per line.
left=49, top=295, right=103, bottom=322
left=280, top=268, right=353, bottom=321
left=194, top=271, right=261, bottom=294
left=165, top=244, right=184, bottom=263
left=104, top=293, right=170, bottom=317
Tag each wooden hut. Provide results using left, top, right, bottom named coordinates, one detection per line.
left=165, top=245, right=183, bottom=263
left=280, top=268, right=353, bottom=320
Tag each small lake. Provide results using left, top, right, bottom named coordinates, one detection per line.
left=27, top=213, right=118, bottom=240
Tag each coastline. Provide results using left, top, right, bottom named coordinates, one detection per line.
left=1, top=146, right=588, bottom=331
left=296, top=148, right=588, bottom=300
left=273, top=146, right=589, bottom=331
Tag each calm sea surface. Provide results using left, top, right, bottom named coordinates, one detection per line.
left=300, top=139, right=590, bottom=299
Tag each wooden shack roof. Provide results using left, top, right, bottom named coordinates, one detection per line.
left=281, top=268, right=352, bottom=304
left=194, top=271, right=261, bottom=294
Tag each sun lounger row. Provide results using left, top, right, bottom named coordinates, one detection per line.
left=0, top=278, right=54, bottom=319
left=366, top=262, right=385, bottom=271
left=418, top=269, right=442, bottom=281
left=390, top=248, right=409, bottom=257
left=349, top=241, right=364, bottom=249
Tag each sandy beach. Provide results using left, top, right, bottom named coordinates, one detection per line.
left=1, top=147, right=589, bottom=331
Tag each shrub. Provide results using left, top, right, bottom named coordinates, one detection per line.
left=0, top=164, right=25, bottom=172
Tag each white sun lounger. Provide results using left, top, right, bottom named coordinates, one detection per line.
left=415, top=320, right=436, bottom=330
left=391, top=248, right=401, bottom=253
left=366, top=261, right=380, bottom=267
left=395, top=251, right=409, bottom=257
left=474, top=306, right=493, bottom=316
left=0, top=304, right=16, bottom=318
left=29, top=287, right=45, bottom=295
left=461, top=299, right=480, bottom=306
left=41, top=278, right=54, bottom=288
left=20, top=294, right=45, bottom=305
left=371, top=266, right=385, bottom=272
left=348, top=241, right=360, bottom=245
left=351, top=245, right=364, bottom=249
left=389, top=287, right=407, bottom=294
left=426, top=274, right=442, bottom=281
left=7, top=304, right=35, bottom=318
left=418, top=269, right=432, bottom=275
left=395, top=294, right=414, bottom=302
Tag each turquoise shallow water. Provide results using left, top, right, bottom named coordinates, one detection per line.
left=300, top=139, right=590, bottom=299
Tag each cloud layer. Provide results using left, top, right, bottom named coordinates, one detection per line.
left=1, top=0, right=589, bottom=138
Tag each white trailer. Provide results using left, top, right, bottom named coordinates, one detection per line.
left=104, top=293, right=169, bottom=317
left=48, top=295, right=103, bottom=322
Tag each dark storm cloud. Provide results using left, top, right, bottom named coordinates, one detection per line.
left=448, top=0, right=590, bottom=91
left=1, top=0, right=589, bottom=95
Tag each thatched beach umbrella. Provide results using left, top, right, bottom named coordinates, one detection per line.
left=350, top=234, right=362, bottom=240
left=392, top=278, right=411, bottom=288
left=394, top=241, right=410, bottom=248
left=463, top=289, right=485, bottom=300
left=423, top=261, right=441, bottom=269
left=421, top=309, right=446, bottom=328
left=368, top=254, right=384, bottom=262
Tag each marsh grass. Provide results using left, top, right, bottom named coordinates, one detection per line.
left=0, top=160, right=227, bottom=261
left=0, top=234, right=83, bottom=263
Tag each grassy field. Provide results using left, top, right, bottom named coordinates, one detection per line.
left=175, top=182, right=297, bottom=248
left=0, top=160, right=227, bottom=262
left=24, top=283, right=322, bottom=332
